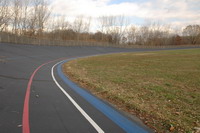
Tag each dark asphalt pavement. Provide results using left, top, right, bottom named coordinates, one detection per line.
left=0, top=43, right=198, bottom=133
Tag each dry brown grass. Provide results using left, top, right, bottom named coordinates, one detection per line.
left=63, top=48, right=200, bottom=133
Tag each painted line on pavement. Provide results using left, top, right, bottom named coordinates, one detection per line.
left=22, top=58, right=65, bottom=133
left=56, top=59, right=148, bottom=133
left=51, top=61, right=104, bottom=133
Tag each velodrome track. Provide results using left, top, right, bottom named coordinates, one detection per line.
left=0, top=43, right=197, bottom=133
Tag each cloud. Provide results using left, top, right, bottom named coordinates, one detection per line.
left=51, top=0, right=110, bottom=16
left=50, top=0, right=200, bottom=29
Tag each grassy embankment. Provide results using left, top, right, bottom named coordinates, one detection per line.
left=63, top=49, right=200, bottom=132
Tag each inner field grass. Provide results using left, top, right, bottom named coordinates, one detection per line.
left=63, top=48, right=200, bottom=132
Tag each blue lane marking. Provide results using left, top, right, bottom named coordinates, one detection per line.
left=57, top=59, right=148, bottom=133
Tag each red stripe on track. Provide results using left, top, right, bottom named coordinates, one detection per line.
left=22, top=58, right=65, bottom=133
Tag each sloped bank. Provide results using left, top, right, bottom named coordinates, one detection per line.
left=63, top=48, right=200, bottom=132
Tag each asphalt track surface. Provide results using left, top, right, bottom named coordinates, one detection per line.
left=0, top=43, right=198, bottom=133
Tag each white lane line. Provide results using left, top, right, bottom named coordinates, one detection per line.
left=51, top=61, right=104, bottom=133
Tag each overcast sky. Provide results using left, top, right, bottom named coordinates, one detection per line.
left=50, top=0, right=200, bottom=30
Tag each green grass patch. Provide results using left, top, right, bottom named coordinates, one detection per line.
left=63, top=48, right=200, bottom=132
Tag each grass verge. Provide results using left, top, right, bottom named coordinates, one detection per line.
left=63, top=48, right=200, bottom=133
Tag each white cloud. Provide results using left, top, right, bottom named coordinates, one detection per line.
left=50, top=0, right=200, bottom=30
left=51, top=0, right=110, bottom=17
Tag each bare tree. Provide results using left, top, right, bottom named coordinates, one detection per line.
left=20, top=0, right=30, bottom=35
left=53, top=15, right=71, bottom=40
left=72, top=15, right=91, bottom=40
left=0, top=0, right=11, bottom=32
left=137, top=26, right=149, bottom=45
left=33, top=0, right=51, bottom=36
left=12, top=0, right=23, bottom=34
left=98, top=16, right=109, bottom=41
left=183, top=25, right=200, bottom=44
left=127, top=25, right=137, bottom=44
left=24, top=4, right=38, bottom=36
left=53, top=15, right=70, bottom=31
left=135, top=22, right=172, bottom=46
left=98, top=15, right=128, bottom=44
left=72, top=16, right=83, bottom=40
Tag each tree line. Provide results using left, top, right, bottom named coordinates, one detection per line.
left=0, top=0, right=200, bottom=46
